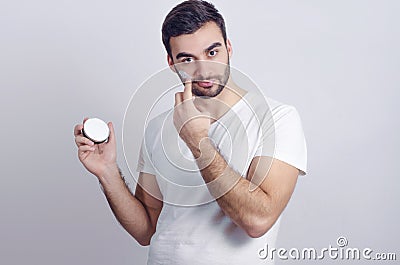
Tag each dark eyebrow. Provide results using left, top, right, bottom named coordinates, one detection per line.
left=205, top=42, right=222, bottom=53
left=175, top=42, right=223, bottom=60
left=176, top=52, right=194, bottom=60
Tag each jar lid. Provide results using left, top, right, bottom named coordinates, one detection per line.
left=82, top=118, right=110, bottom=143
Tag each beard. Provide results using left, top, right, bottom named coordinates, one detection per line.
left=190, top=59, right=231, bottom=98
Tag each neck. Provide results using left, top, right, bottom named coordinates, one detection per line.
left=194, top=77, right=247, bottom=122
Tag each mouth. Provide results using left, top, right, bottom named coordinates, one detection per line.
left=194, top=80, right=214, bottom=88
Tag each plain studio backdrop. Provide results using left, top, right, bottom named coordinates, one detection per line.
left=1, top=1, right=399, bottom=264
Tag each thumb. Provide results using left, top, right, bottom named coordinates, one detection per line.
left=107, top=122, right=116, bottom=144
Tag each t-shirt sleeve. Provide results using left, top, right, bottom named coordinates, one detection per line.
left=136, top=136, right=157, bottom=176
left=255, top=105, right=308, bottom=175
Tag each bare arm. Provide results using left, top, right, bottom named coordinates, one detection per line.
left=74, top=118, right=162, bottom=245
left=173, top=83, right=299, bottom=238
left=100, top=169, right=162, bottom=246
left=191, top=139, right=298, bottom=238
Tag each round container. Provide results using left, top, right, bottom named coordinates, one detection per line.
left=82, top=118, right=110, bottom=144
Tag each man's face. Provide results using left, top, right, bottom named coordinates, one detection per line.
left=168, top=22, right=232, bottom=97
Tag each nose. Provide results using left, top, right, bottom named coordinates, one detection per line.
left=193, top=60, right=213, bottom=80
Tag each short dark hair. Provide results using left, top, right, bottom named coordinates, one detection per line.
left=161, top=0, right=227, bottom=58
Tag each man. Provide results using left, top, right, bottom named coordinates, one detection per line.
left=74, top=1, right=307, bottom=264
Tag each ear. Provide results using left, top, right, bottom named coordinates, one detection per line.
left=226, top=39, right=233, bottom=58
left=167, top=54, right=176, bottom=73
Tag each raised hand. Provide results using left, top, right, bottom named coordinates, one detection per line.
left=173, top=81, right=211, bottom=150
left=74, top=117, right=118, bottom=178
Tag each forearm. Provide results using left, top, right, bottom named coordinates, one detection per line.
left=190, top=139, right=277, bottom=237
left=97, top=166, right=154, bottom=245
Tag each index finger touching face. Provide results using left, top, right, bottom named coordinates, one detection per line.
left=183, top=79, right=193, bottom=101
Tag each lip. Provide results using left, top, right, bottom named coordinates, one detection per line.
left=195, top=80, right=214, bottom=88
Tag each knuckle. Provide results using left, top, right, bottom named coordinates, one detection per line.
left=77, top=136, right=88, bottom=146
left=79, top=146, right=90, bottom=152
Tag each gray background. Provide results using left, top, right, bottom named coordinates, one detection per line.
left=1, top=0, right=399, bottom=264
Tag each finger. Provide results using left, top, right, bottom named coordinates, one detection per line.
left=79, top=144, right=96, bottom=153
left=107, top=122, right=116, bottom=145
left=175, top=92, right=183, bottom=107
left=182, top=80, right=193, bottom=101
left=74, top=117, right=89, bottom=136
left=74, top=124, right=83, bottom=137
left=75, top=135, right=94, bottom=147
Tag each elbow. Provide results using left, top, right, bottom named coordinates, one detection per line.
left=243, top=216, right=275, bottom=238
left=246, top=225, right=270, bottom=238
left=247, top=228, right=269, bottom=238
left=138, top=240, right=150, bottom=246
left=133, top=230, right=154, bottom=246
left=136, top=237, right=151, bottom=246
left=129, top=227, right=155, bottom=246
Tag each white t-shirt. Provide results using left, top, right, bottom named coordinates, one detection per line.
left=137, top=90, right=307, bottom=265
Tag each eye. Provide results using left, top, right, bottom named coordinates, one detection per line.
left=182, top=57, right=194, bottom=63
left=208, top=50, right=218, bottom=57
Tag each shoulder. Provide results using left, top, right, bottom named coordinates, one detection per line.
left=267, top=98, right=300, bottom=121
left=243, top=91, right=301, bottom=122
left=145, top=109, right=173, bottom=131
left=142, top=108, right=174, bottom=142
